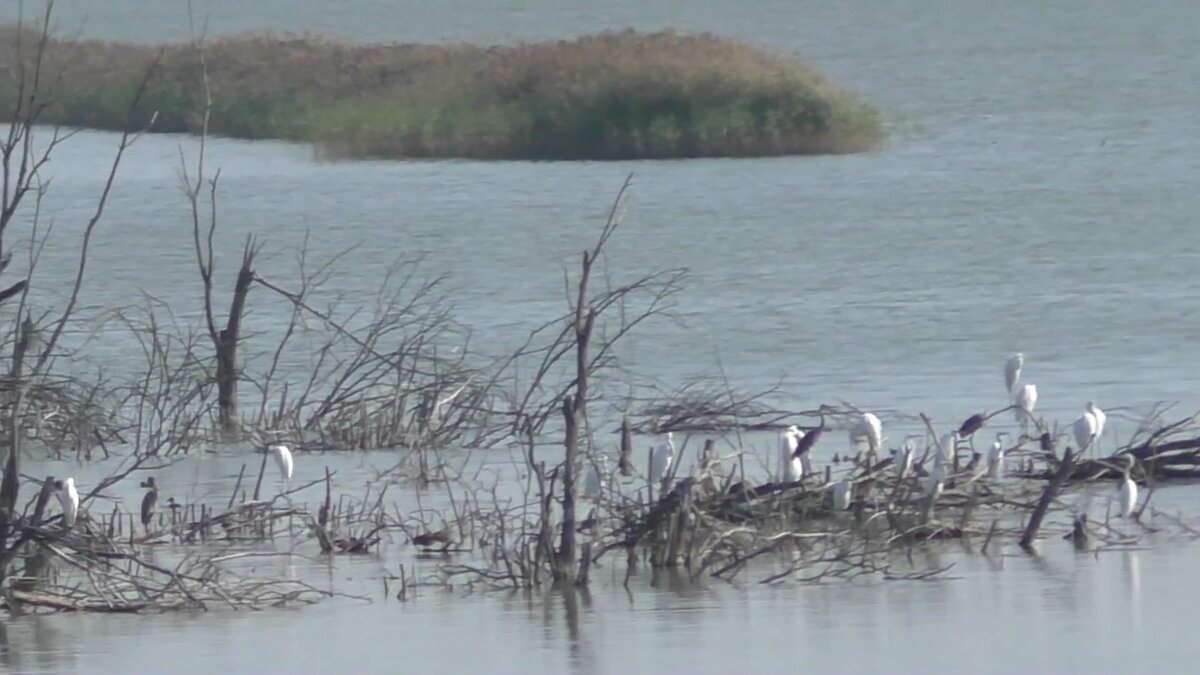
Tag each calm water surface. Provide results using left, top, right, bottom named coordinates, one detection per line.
left=2, top=0, right=1200, bottom=673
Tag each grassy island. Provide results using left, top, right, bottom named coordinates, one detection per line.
left=0, top=27, right=882, bottom=160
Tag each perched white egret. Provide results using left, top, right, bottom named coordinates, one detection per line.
left=649, top=432, right=675, bottom=485
left=583, top=455, right=609, bottom=499
left=1117, top=454, right=1138, bottom=518
left=850, top=413, right=883, bottom=453
left=1087, top=401, right=1107, bottom=450
left=894, top=436, right=918, bottom=477
left=56, top=477, right=79, bottom=528
left=1015, top=383, right=1038, bottom=424
left=779, top=425, right=803, bottom=482
left=923, top=455, right=946, bottom=503
left=269, top=443, right=294, bottom=484
left=1005, top=353, right=1024, bottom=393
left=987, top=432, right=1007, bottom=479
left=832, top=476, right=853, bottom=511
left=939, top=431, right=957, bottom=465
left=1072, top=411, right=1097, bottom=455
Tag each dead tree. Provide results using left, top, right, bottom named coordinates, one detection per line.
left=178, top=29, right=260, bottom=436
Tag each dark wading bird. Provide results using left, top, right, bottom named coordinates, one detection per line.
left=412, top=527, right=454, bottom=549
left=140, top=477, right=158, bottom=531
left=958, top=412, right=987, bottom=439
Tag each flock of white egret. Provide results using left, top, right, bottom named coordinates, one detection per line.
left=43, top=352, right=1139, bottom=531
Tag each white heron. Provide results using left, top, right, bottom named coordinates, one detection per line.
left=56, top=477, right=79, bottom=528
left=987, top=432, right=1007, bottom=479
left=1086, top=401, right=1107, bottom=450
left=583, top=455, right=609, bottom=499
left=779, top=425, right=804, bottom=481
left=894, top=436, right=918, bottom=477
left=1005, top=353, right=1024, bottom=394
left=850, top=413, right=883, bottom=454
left=1015, top=383, right=1038, bottom=424
left=269, top=443, right=294, bottom=486
left=649, top=432, right=675, bottom=486
left=832, top=475, right=853, bottom=511
left=1072, top=411, right=1097, bottom=455
left=939, top=431, right=957, bottom=465
left=1116, top=454, right=1138, bottom=518
left=923, top=455, right=946, bottom=503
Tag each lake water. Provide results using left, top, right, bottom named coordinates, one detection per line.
left=2, top=0, right=1200, bottom=673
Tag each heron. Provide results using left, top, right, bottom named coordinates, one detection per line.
left=649, top=432, right=675, bottom=487
left=583, top=455, right=608, bottom=499
left=894, top=435, right=919, bottom=477
left=1005, top=353, right=1024, bottom=394
left=779, top=425, right=803, bottom=481
left=924, top=454, right=946, bottom=504
left=1073, top=411, right=1098, bottom=456
left=987, top=432, right=1007, bottom=479
left=269, top=443, right=294, bottom=487
left=832, top=475, right=853, bottom=511
left=849, top=413, right=883, bottom=454
left=793, top=413, right=825, bottom=476
left=55, top=477, right=78, bottom=529
left=1116, top=454, right=1138, bottom=518
left=958, top=412, right=987, bottom=439
left=939, top=431, right=957, bottom=466
left=1086, top=401, right=1106, bottom=451
left=140, top=477, right=158, bottom=531
left=1015, top=383, right=1038, bottom=425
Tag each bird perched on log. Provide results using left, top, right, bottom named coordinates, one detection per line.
left=958, top=412, right=987, bottom=438
left=139, top=477, right=158, bottom=532
left=55, top=477, right=78, bottom=529
left=1005, top=353, right=1024, bottom=393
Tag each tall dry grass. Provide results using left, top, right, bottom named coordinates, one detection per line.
left=0, top=27, right=882, bottom=160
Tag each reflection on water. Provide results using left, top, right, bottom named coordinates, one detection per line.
left=1, top=0, right=1199, bottom=671
left=7, top=449, right=1198, bottom=674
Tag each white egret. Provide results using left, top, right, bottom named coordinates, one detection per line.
left=987, top=432, right=1007, bottom=479
left=850, top=413, right=883, bottom=453
left=1087, top=401, right=1107, bottom=450
left=649, top=432, right=675, bottom=485
left=923, top=455, right=946, bottom=503
left=939, top=431, right=957, bottom=465
left=1005, top=353, right=1024, bottom=393
left=779, top=425, right=803, bottom=482
left=56, top=477, right=79, bottom=528
left=894, top=436, right=918, bottom=477
left=269, top=443, right=294, bottom=486
left=1117, top=454, right=1138, bottom=518
left=1072, top=411, right=1097, bottom=455
left=1015, top=383, right=1038, bottom=424
left=832, top=476, right=853, bottom=510
left=583, top=455, right=608, bottom=499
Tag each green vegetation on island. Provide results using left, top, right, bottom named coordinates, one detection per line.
left=0, top=27, right=883, bottom=160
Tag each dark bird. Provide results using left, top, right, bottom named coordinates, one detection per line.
left=412, top=527, right=453, bottom=549
left=140, top=477, right=158, bottom=531
left=793, top=412, right=825, bottom=459
left=1039, top=432, right=1054, bottom=453
left=1064, top=512, right=1089, bottom=549
left=958, top=412, right=987, bottom=438
left=166, top=496, right=182, bottom=526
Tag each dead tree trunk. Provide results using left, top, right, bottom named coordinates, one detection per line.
left=557, top=247, right=598, bottom=587
left=213, top=239, right=257, bottom=434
